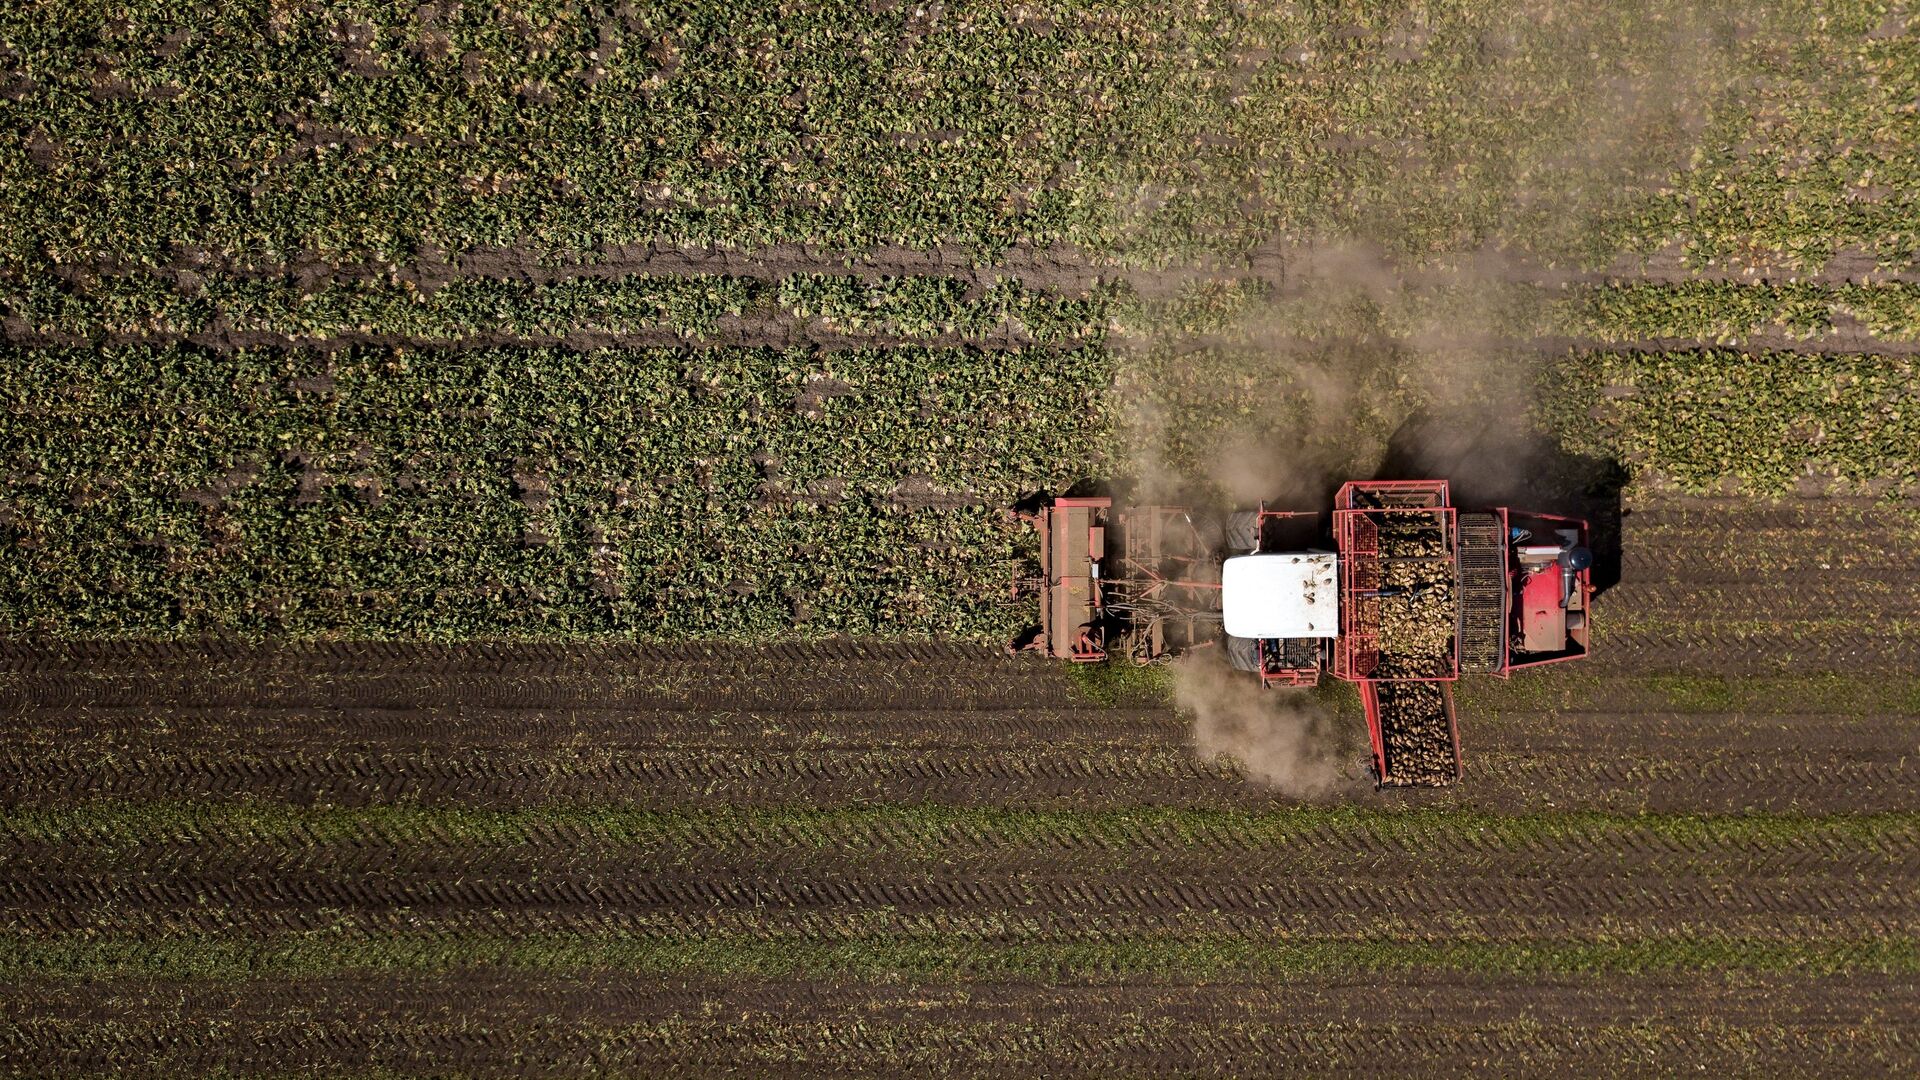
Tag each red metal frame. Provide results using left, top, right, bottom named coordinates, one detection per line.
left=1496, top=508, right=1593, bottom=675
left=1037, top=497, right=1110, bottom=662
left=1333, top=510, right=1380, bottom=680
left=1332, top=505, right=1459, bottom=682
left=1336, top=479, right=1450, bottom=510
left=1256, top=639, right=1322, bottom=688
left=1021, top=481, right=1593, bottom=792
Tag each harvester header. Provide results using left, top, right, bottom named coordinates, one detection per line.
left=1019, top=480, right=1594, bottom=787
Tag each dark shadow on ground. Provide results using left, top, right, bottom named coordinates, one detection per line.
left=1372, top=411, right=1627, bottom=597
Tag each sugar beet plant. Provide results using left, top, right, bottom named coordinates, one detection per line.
left=0, top=344, right=1112, bottom=638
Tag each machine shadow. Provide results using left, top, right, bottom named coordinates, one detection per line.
left=1370, top=412, right=1627, bottom=597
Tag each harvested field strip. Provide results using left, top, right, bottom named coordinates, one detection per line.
left=6, top=744, right=1910, bottom=813
left=9, top=889, right=1904, bottom=943
left=0, top=641, right=1067, bottom=714
left=3, top=934, right=1915, bottom=981
left=0, top=707, right=1187, bottom=752
left=1460, top=673, right=1920, bottom=717
left=0, top=660, right=1914, bottom=814
left=11, top=842, right=1912, bottom=898
left=1594, top=584, right=1920, bottom=622
left=1583, top=634, right=1920, bottom=678
left=1438, top=755, right=1916, bottom=815
left=0, top=676, right=1083, bottom=717
left=1619, top=497, right=1920, bottom=532
left=9, top=971, right=1916, bottom=1031
left=7, top=971, right=1916, bottom=1076
left=6, top=803, right=1914, bottom=940
left=0, top=746, right=1251, bottom=810
left=8, top=803, right=1914, bottom=857
left=5, top=645, right=1916, bottom=718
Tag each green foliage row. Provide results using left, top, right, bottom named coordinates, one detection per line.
left=0, top=343, right=1111, bottom=638
left=0, top=0, right=1218, bottom=267
left=1543, top=349, right=1920, bottom=494
left=20, top=257, right=1920, bottom=351
left=5, top=267, right=1112, bottom=345
left=1562, top=281, right=1920, bottom=343
left=1, top=0, right=1910, bottom=273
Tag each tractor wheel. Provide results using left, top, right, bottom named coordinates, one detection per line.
left=1226, top=635, right=1261, bottom=673
left=1223, top=511, right=1259, bottom=553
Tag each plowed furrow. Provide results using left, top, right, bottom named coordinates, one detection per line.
left=5, top=871, right=1911, bottom=928
left=3, top=1008, right=1912, bottom=1078
left=1600, top=582, right=1920, bottom=619
left=1471, top=712, right=1920, bottom=754
left=0, top=750, right=1248, bottom=809
left=0, top=666, right=1074, bottom=716
left=8, top=825, right=1914, bottom=883
left=1584, top=630, right=1920, bottom=676
left=12, top=971, right=1920, bottom=1027
left=0, top=706, right=1181, bottom=752
left=1449, top=753, right=1919, bottom=813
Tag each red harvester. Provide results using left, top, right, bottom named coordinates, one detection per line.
left=1021, top=480, right=1593, bottom=787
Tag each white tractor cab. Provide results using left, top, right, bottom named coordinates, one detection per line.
left=1220, top=552, right=1339, bottom=683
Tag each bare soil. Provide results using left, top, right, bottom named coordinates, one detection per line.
left=4, top=972, right=1915, bottom=1077
left=2, top=496, right=1917, bottom=1073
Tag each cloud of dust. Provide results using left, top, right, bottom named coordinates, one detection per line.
left=1176, top=649, right=1364, bottom=799
left=1116, top=0, right=1745, bottom=507
left=1121, top=2, right=1746, bottom=780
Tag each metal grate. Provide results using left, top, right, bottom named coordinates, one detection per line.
left=1456, top=512, right=1507, bottom=673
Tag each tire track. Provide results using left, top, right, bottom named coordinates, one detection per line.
left=8, top=813, right=1915, bottom=881
left=5, top=972, right=1915, bottom=1077
left=5, top=871, right=1911, bottom=934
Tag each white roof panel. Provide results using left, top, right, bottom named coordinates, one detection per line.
left=1221, top=553, right=1339, bottom=639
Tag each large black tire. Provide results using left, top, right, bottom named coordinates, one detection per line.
left=1226, top=635, right=1261, bottom=673
left=1223, top=511, right=1259, bottom=553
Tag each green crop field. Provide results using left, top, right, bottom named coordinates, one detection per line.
left=2, top=0, right=1916, bottom=637
left=3, top=0, right=1919, bottom=1074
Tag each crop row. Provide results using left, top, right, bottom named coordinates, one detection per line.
left=0, top=2, right=1911, bottom=274
left=3, top=337, right=1912, bottom=636
left=4, top=269, right=1114, bottom=345
left=0, top=343, right=1109, bottom=638
left=0, top=1, right=1216, bottom=264
left=1544, top=349, right=1920, bottom=494
left=17, top=255, right=1920, bottom=347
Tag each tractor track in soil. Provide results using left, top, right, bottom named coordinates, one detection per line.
left=1, top=495, right=1917, bottom=1073
left=0, top=705, right=1184, bottom=752
left=0, top=742, right=1906, bottom=813
left=12, top=812, right=1912, bottom=876
left=3, top=867, right=1910, bottom=941
left=3, top=972, right=1915, bottom=1077
left=0, top=607, right=1913, bottom=812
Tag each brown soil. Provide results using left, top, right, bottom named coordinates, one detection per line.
left=3, top=496, right=1918, bottom=1073
left=3, top=972, right=1915, bottom=1076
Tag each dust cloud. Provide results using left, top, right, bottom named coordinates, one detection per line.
left=1177, top=649, right=1365, bottom=799
left=1123, top=2, right=1744, bottom=780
